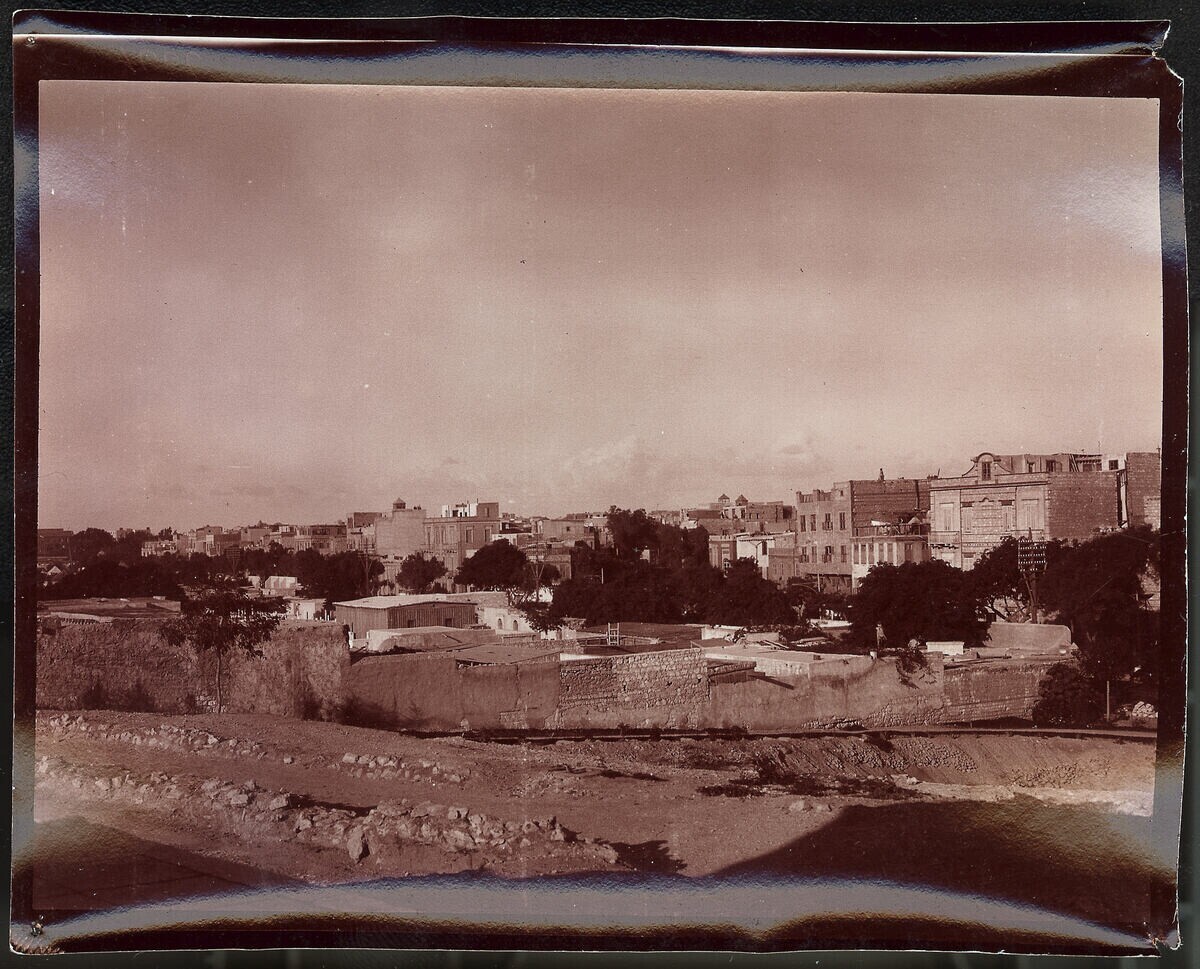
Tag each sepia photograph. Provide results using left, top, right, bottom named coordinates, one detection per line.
left=10, top=12, right=1188, bottom=957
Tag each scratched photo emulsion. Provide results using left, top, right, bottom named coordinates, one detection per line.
left=12, top=21, right=1185, bottom=957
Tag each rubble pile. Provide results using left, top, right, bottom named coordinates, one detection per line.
left=334, top=751, right=469, bottom=785
left=34, top=754, right=620, bottom=875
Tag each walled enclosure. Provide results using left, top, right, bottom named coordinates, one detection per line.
left=38, top=624, right=1053, bottom=731
left=36, top=619, right=348, bottom=717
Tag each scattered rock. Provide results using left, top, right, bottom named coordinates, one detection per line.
left=295, top=817, right=313, bottom=832
left=228, top=792, right=251, bottom=807
left=283, top=756, right=294, bottom=765
left=343, top=753, right=357, bottom=764
left=267, top=794, right=291, bottom=811
left=788, top=799, right=808, bottom=813
left=347, top=827, right=367, bottom=862
left=443, top=829, right=474, bottom=851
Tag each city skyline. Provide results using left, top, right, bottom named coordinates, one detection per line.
left=39, top=82, right=1163, bottom=532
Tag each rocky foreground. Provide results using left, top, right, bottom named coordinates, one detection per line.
left=28, top=710, right=1160, bottom=890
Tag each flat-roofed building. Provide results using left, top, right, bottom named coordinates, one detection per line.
left=928, top=451, right=1127, bottom=569
left=424, top=501, right=503, bottom=575
left=334, top=594, right=479, bottom=640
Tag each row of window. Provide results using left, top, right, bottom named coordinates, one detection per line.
left=425, top=525, right=494, bottom=545
left=798, top=512, right=847, bottom=533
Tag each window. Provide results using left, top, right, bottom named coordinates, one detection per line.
left=940, top=503, right=954, bottom=532
left=465, top=527, right=474, bottom=544
left=869, top=543, right=876, bottom=564
left=823, top=545, right=834, bottom=563
left=1109, top=460, right=1120, bottom=470
left=799, top=517, right=806, bottom=533
left=980, top=461, right=991, bottom=480
left=1046, top=460, right=1058, bottom=472
left=840, top=545, right=848, bottom=563
left=839, top=512, right=846, bottom=530
left=823, top=513, right=832, bottom=530
left=1026, top=462, right=1035, bottom=473
left=810, top=514, right=817, bottom=531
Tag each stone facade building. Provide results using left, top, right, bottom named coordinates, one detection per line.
left=925, top=450, right=1156, bottom=569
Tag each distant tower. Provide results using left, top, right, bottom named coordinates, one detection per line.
left=879, top=468, right=885, bottom=481
left=392, top=498, right=407, bottom=511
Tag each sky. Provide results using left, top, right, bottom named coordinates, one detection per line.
left=37, top=81, right=1163, bottom=532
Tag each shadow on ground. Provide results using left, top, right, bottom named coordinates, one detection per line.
left=713, top=796, right=1172, bottom=940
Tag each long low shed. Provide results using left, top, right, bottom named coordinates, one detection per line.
left=334, top=596, right=479, bottom=639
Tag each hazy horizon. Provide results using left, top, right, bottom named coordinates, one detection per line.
left=38, top=82, right=1163, bottom=533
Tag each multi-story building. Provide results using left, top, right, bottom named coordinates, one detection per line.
left=140, top=538, right=178, bottom=557
left=770, top=475, right=931, bottom=591
left=37, top=528, right=72, bottom=564
left=926, top=450, right=1155, bottom=569
left=424, top=500, right=503, bottom=576
left=710, top=531, right=793, bottom=577
left=371, top=500, right=427, bottom=581
left=294, top=523, right=347, bottom=554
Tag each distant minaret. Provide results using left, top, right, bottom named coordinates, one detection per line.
left=878, top=468, right=885, bottom=482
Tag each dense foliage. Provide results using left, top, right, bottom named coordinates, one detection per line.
left=44, top=536, right=382, bottom=612
left=546, top=510, right=795, bottom=628
left=455, top=540, right=545, bottom=592
left=970, top=536, right=1068, bottom=622
left=849, top=559, right=990, bottom=649
left=1039, top=526, right=1160, bottom=684
left=1030, top=661, right=1106, bottom=727
left=395, top=552, right=448, bottom=594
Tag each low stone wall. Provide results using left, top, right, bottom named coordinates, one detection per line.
left=36, top=619, right=348, bottom=718
left=552, top=649, right=709, bottom=728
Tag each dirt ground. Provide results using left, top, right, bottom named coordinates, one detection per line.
left=25, top=710, right=1169, bottom=942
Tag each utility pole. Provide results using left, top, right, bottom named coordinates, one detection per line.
left=1017, top=534, right=1047, bottom=623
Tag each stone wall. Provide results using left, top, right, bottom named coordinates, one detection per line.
left=36, top=618, right=348, bottom=718
left=223, top=621, right=349, bottom=719
left=552, top=649, right=709, bottom=728
left=703, top=654, right=948, bottom=731
left=941, top=660, right=1056, bottom=723
left=36, top=620, right=202, bottom=713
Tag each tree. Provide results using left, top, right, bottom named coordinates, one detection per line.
left=703, top=558, right=798, bottom=627
left=455, top=540, right=534, bottom=592
left=850, top=560, right=990, bottom=650
left=397, top=552, right=448, bottom=594
left=1039, top=527, right=1160, bottom=684
left=159, top=589, right=285, bottom=714
left=606, top=507, right=660, bottom=558
left=69, top=527, right=116, bottom=564
left=971, top=536, right=1067, bottom=622
left=1031, top=662, right=1106, bottom=727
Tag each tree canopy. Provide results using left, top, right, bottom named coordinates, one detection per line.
left=970, top=536, right=1067, bottom=622
left=455, top=540, right=537, bottom=591
left=1039, top=526, right=1159, bottom=683
left=849, top=559, right=990, bottom=649
left=396, top=551, right=448, bottom=594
